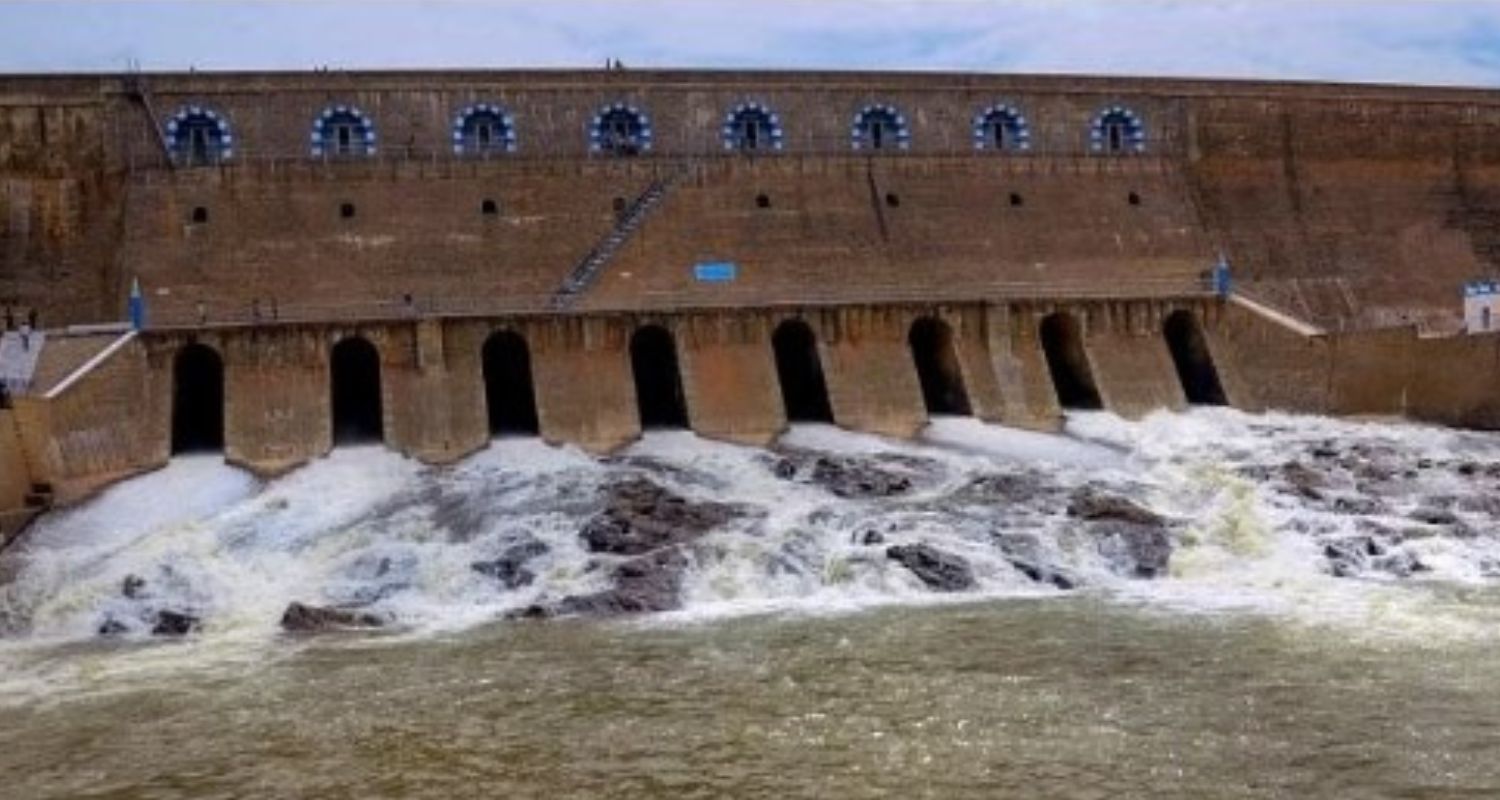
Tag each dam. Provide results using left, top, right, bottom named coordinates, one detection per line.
left=3, top=67, right=1500, bottom=797
left=2, top=68, right=1499, bottom=532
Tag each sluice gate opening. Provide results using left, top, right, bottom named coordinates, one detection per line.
left=630, top=325, right=689, bottom=430
left=171, top=343, right=224, bottom=454
left=330, top=337, right=384, bottom=444
left=1164, top=310, right=1227, bottom=406
left=483, top=331, right=541, bottom=436
left=909, top=317, right=972, bottom=416
left=1040, top=313, right=1103, bottom=410
left=772, top=320, right=834, bottom=423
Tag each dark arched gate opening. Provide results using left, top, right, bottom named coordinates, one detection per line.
left=1040, top=313, right=1103, bottom=410
left=772, top=320, right=834, bottom=423
left=483, top=330, right=541, bottom=436
left=630, top=325, right=689, bottom=430
left=1164, top=310, right=1227, bottom=406
left=171, top=343, right=224, bottom=454
left=908, top=317, right=972, bottom=416
left=330, top=337, right=384, bottom=444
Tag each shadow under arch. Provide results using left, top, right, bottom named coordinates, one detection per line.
left=171, top=342, right=224, bottom=454
left=908, top=317, right=972, bottom=416
left=772, top=319, right=834, bottom=423
left=1039, top=313, right=1103, bottom=410
left=482, top=330, right=540, bottom=436
left=630, top=324, right=689, bottom=430
left=1163, top=310, right=1227, bottom=406
left=330, top=336, right=384, bottom=445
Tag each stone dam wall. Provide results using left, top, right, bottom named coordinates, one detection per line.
left=1, top=69, right=1499, bottom=524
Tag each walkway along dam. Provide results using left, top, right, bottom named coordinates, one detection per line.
left=2, top=68, right=1500, bottom=539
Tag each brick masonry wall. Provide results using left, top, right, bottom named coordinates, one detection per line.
left=5, top=295, right=1500, bottom=516
left=7, top=70, right=1500, bottom=329
left=0, top=408, right=29, bottom=514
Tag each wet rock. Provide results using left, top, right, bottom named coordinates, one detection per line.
left=151, top=610, right=201, bottom=637
left=1067, top=487, right=1165, bottom=527
left=97, top=617, right=130, bottom=636
left=1310, top=442, right=1340, bottom=460
left=886, top=543, right=975, bottom=592
left=1091, top=522, right=1173, bottom=579
left=549, top=549, right=692, bottom=617
left=579, top=479, right=744, bottom=556
left=471, top=539, right=550, bottom=589
left=1323, top=536, right=1383, bottom=578
left=858, top=529, right=885, bottom=546
left=961, top=473, right=1057, bottom=506
left=1323, top=534, right=1431, bottom=579
left=121, top=574, right=147, bottom=600
left=1008, top=558, right=1077, bottom=590
left=1281, top=462, right=1328, bottom=500
left=1372, top=551, right=1429, bottom=578
left=1409, top=507, right=1461, bottom=527
left=771, top=451, right=927, bottom=499
left=1331, top=496, right=1385, bottom=516
left=280, top=602, right=385, bottom=633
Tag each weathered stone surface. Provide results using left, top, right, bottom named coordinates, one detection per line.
left=886, top=543, right=975, bottom=592
left=580, top=478, right=742, bottom=556
left=471, top=539, right=550, bottom=589
left=280, top=602, right=385, bottom=633
left=151, top=610, right=201, bottom=637
left=1281, top=462, right=1328, bottom=500
left=121, top=574, right=147, bottom=600
left=532, top=549, right=692, bottom=618
left=1091, top=522, right=1173, bottom=579
left=770, top=450, right=931, bottom=499
left=1067, top=487, right=1166, bottom=527
left=1322, top=535, right=1429, bottom=579
left=1007, top=558, right=1078, bottom=590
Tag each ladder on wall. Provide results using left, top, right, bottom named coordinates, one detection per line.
left=551, top=164, right=691, bottom=309
left=123, top=63, right=174, bottom=168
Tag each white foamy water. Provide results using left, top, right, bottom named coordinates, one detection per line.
left=2, top=408, right=1499, bottom=697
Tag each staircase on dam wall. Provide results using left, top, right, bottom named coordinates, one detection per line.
left=551, top=167, right=689, bottom=309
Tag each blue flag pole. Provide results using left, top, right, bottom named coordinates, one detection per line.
left=128, top=277, right=145, bottom=330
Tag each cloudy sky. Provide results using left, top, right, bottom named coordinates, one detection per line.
left=0, top=0, right=1497, bottom=86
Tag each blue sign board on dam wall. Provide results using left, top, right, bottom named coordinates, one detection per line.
left=694, top=262, right=737, bottom=283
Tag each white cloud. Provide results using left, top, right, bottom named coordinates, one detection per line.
left=0, top=0, right=1497, bottom=86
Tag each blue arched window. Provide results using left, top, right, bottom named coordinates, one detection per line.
left=851, top=104, right=910, bottom=152
left=722, top=101, right=783, bottom=152
left=973, top=104, right=1030, bottom=153
left=1090, top=106, right=1146, bottom=155
left=452, top=103, right=517, bottom=156
left=311, top=105, right=377, bottom=158
left=589, top=103, right=652, bottom=156
left=166, top=106, right=233, bottom=166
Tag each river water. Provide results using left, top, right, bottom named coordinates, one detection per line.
left=1, top=410, right=1498, bottom=798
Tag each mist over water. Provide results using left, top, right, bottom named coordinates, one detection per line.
left=2, top=409, right=1499, bottom=797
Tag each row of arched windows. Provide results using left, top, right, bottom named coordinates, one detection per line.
left=166, top=100, right=1150, bottom=165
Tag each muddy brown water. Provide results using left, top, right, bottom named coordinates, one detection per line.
left=1, top=597, right=1496, bottom=799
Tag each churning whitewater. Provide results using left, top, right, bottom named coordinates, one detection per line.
left=3, top=408, right=1500, bottom=673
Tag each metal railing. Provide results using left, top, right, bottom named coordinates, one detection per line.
left=143, top=275, right=1217, bottom=331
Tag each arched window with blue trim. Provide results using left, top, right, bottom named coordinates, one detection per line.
left=972, top=104, right=1030, bottom=153
left=589, top=103, right=652, bottom=157
left=311, top=105, right=377, bottom=158
left=1090, top=105, right=1146, bottom=155
left=723, top=101, right=783, bottom=153
left=851, top=104, right=910, bottom=152
left=166, top=106, right=233, bottom=166
left=452, top=103, right=517, bottom=156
